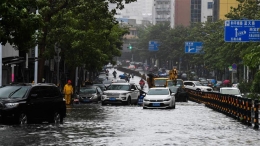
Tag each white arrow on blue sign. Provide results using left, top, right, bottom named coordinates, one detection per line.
left=184, top=42, right=203, bottom=54
left=224, top=20, right=260, bottom=42
left=148, top=41, right=159, bottom=51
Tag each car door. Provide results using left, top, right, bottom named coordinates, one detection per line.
left=96, top=87, right=103, bottom=101
left=130, top=85, right=139, bottom=100
left=27, top=86, right=45, bottom=119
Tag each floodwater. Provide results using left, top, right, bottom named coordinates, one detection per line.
left=0, top=68, right=260, bottom=146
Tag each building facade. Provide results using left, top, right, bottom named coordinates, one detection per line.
left=201, top=0, right=214, bottom=22
left=174, top=0, right=190, bottom=27
left=153, top=0, right=174, bottom=28
left=109, top=0, right=153, bottom=24
left=213, top=0, right=239, bottom=21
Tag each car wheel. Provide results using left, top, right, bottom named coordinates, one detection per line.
left=173, top=103, right=176, bottom=109
left=49, top=112, right=63, bottom=124
left=143, top=107, right=147, bottom=109
left=124, top=97, right=131, bottom=105
left=18, top=113, right=28, bottom=125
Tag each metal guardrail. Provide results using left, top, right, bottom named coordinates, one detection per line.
left=186, top=89, right=259, bottom=129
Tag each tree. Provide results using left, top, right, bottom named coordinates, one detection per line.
left=0, top=0, right=42, bottom=51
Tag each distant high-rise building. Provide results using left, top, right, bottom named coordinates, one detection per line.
left=174, top=0, right=214, bottom=27
left=174, top=0, right=190, bottom=27
left=109, top=0, right=153, bottom=24
left=213, top=0, right=239, bottom=21
left=152, top=0, right=174, bottom=28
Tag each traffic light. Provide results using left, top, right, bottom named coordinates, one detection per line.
left=128, top=44, right=132, bottom=50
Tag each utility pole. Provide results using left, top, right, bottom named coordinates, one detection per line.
left=34, top=9, right=39, bottom=83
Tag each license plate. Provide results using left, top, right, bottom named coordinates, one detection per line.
left=153, top=103, right=160, bottom=107
left=109, top=97, right=116, bottom=101
left=84, top=99, right=89, bottom=102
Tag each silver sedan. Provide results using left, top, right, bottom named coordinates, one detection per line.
left=143, top=87, right=175, bottom=109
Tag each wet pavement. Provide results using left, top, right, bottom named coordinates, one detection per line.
left=0, top=68, right=260, bottom=146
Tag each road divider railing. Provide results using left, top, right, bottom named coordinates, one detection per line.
left=186, top=89, right=259, bottom=129
left=117, top=67, right=142, bottom=77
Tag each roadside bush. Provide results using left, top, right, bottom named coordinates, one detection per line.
left=238, top=81, right=251, bottom=93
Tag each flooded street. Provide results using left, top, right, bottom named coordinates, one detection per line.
left=0, top=69, right=260, bottom=146
left=1, top=102, right=260, bottom=146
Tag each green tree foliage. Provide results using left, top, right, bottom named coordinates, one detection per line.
left=0, top=0, right=42, bottom=51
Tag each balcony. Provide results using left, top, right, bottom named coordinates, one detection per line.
left=155, top=18, right=170, bottom=22
left=155, top=7, right=171, bottom=12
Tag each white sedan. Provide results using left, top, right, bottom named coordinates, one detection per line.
left=143, top=87, right=175, bottom=109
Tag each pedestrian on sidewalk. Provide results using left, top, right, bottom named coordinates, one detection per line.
left=63, top=80, right=73, bottom=105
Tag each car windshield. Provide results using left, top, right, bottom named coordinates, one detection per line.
left=154, top=79, right=167, bottom=86
left=80, top=88, right=96, bottom=94
left=167, top=80, right=183, bottom=86
left=221, top=89, right=240, bottom=95
left=107, top=85, right=130, bottom=90
left=0, top=86, right=29, bottom=99
left=147, top=89, right=169, bottom=95
left=169, top=86, right=178, bottom=93
left=194, top=82, right=203, bottom=86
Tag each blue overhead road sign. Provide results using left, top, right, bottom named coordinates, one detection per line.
left=149, top=41, right=159, bottom=51
left=224, top=20, right=260, bottom=42
left=185, top=42, right=203, bottom=54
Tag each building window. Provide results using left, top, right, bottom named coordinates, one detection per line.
left=208, top=2, right=213, bottom=9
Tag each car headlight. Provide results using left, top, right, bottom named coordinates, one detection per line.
left=121, top=93, right=127, bottom=96
left=143, top=98, right=149, bottom=101
left=5, top=103, right=19, bottom=108
left=164, top=98, right=171, bottom=101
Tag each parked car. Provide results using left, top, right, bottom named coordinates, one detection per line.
left=103, top=80, right=112, bottom=87
left=102, top=83, right=140, bottom=105
left=183, top=81, right=213, bottom=92
left=119, top=74, right=127, bottom=79
left=75, top=85, right=103, bottom=103
left=93, top=83, right=106, bottom=91
left=219, top=87, right=243, bottom=97
left=106, top=63, right=113, bottom=68
left=143, top=87, right=175, bottom=109
left=128, top=64, right=136, bottom=70
left=168, top=86, right=188, bottom=102
left=0, top=83, right=66, bottom=125
left=158, top=68, right=167, bottom=77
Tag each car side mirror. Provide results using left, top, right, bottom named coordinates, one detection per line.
left=171, top=93, right=175, bottom=96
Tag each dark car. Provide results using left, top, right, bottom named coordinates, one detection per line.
left=168, top=85, right=188, bottom=102
left=158, top=68, right=167, bottom=77
left=93, top=83, right=106, bottom=91
left=75, top=85, right=103, bottom=103
left=0, top=83, right=66, bottom=125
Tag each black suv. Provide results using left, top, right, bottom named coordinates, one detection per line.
left=0, top=83, right=66, bottom=125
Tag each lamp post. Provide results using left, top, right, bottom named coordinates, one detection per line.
left=34, top=9, right=39, bottom=83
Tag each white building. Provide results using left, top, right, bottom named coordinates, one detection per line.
left=109, top=0, right=153, bottom=24
left=201, top=0, right=214, bottom=22
left=152, top=0, right=175, bottom=28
